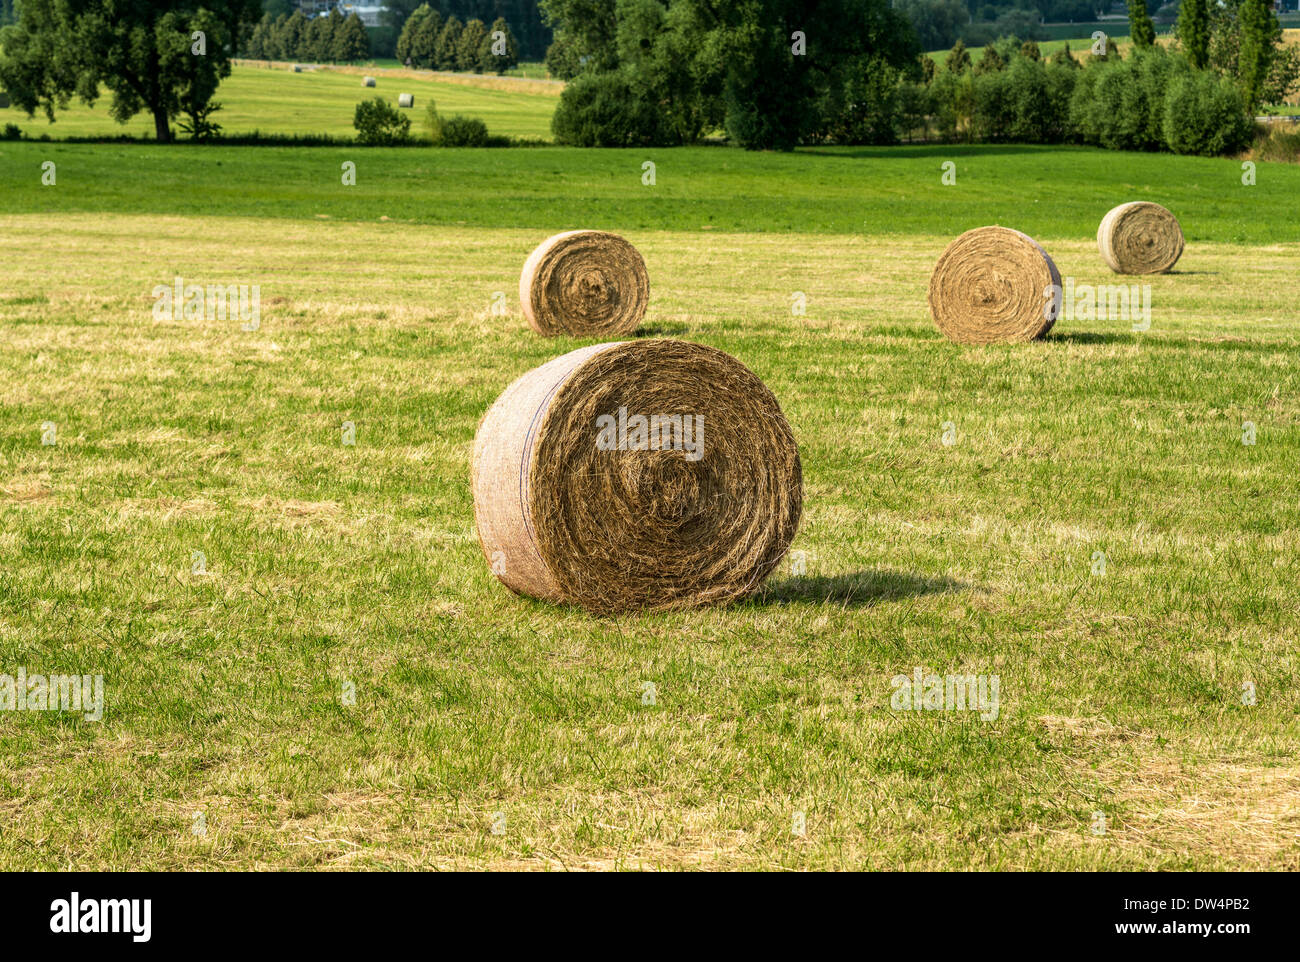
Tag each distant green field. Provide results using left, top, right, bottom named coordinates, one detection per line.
left=0, top=63, right=559, bottom=142
left=3, top=141, right=1297, bottom=243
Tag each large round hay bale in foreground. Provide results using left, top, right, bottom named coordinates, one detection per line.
left=927, top=226, right=1062, bottom=345
left=1097, top=201, right=1184, bottom=274
left=472, top=339, right=802, bottom=613
left=519, top=230, right=649, bottom=337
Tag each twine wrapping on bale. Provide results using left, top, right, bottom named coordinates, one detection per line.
left=398, top=93, right=414, bottom=108
left=472, top=339, right=802, bottom=614
left=927, top=225, right=1062, bottom=345
left=1097, top=201, right=1184, bottom=274
left=519, top=230, right=650, bottom=337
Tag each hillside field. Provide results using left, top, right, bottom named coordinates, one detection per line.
left=0, top=62, right=559, bottom=142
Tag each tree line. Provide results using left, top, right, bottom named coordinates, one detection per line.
left=243, top=8, right=371, bottom=63
left=544, top=0, right=1296, bottom=153
left=381, top=0, right=551, bottom=62
left=394, top=6, right=520, bottom=74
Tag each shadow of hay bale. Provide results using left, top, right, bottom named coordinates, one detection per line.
left=754, top=570, right=967, bottom=608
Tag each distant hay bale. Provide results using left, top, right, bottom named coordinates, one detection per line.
left=472, top=339, right=803, bottom=613
left=519, top=230, right=650, bottom=337
left=927, top=226, right=1061, bottom=345
left=291, top=64, right=302, bottom=73
left=362, top=76, right=376, bottom=87
left=398, top=93, right=414, bottom=108
left=0, top=91, right=10, bottom=109
left=1097, top=201, right=1184, bottom=274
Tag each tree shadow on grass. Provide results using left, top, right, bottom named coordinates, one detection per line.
left=753, top=569, right=968, bottom=609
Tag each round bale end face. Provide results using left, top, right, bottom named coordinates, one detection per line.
left=472, top=339, right=802, bottom=614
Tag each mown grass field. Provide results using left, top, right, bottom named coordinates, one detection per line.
left=0, top=62, right=560, bottom=142
left=1, top=140, right=1298, bottom=870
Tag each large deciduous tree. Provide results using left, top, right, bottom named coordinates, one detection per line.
left=0, top=0, right=260, bottom=142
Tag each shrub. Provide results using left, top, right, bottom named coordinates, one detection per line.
left=1, top=123, right=22, bottom=140
left=1005, top=57, right=1054, bottom=143
left=1251, top=121, right=1300, bottom=163
left=824, top=59, right=903, bottom=145
left=438, top=114, right=489, bottom=146
left=1162, top=70, right=1254, bottom=155
left=552, top=71, right=666, bottom=147
left=425, top=100, right=489, bottom=146
left=353, top=96, right=411, bottom=145
left=1070, top=52, right=1173, bottom=152
left=973, top=65, right=1014, bottom=141
left=896, top=81, right=933, bottom=141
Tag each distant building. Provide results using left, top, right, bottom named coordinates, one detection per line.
left=297, top=1, right=388, bottom=25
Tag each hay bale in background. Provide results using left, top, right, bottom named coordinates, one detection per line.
left=1097, top=201, right=1184, bottom=274
left=519, top=230, right=650, bottom=337
left=398, top=93, right=414, bottom=108
left=473, top=339, right=802, bottom=613
left=291, top=64, right=302, bottom=73
left=362, top=76, right=376, bottom=88
left=0, top=91, right=10, bottom=109
left=927, top=226, right=1061, bottom=345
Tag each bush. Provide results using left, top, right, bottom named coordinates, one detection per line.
left=1162, top=70, right=1254, bottom=155
left=353, top=96, right=411, bottom=145
left=972, top=65, right=1014, bottom=141
left=1005, top=57, right=1055, bottom=143
left=552, top=71, right=667, bottom=147
left=822, top=59, right=903, bottom=145
left=424, top=100, right=490, bottom=146
left=896, top=81, right=933, bottom=141
left=1070, top=51, right=1173, bottom=152
left=438, top=114, right=489, bottom=146
left=1251, top=121, right=1300, bottom=163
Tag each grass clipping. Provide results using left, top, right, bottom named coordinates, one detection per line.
left=1097, top=201, right=1184, bottom=274
left=927, top=226, right=1061, bottom=345
left=519, top=230, right=649, bottom=337
left=472, top=339, right=802, bottom=613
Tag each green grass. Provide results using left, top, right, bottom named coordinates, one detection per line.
left=0, top=62, right=559, bottom=142
left=1, top=143, right=1298, bottom=869
left=3, top=142, right=1299, bottom=243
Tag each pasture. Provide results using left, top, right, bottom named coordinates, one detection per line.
left=1, top=140, right=1298, bottom=869
left=0, top=62, right=560, bottom=142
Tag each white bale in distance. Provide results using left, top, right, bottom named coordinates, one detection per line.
left=398, top=93, right=414, bottom=108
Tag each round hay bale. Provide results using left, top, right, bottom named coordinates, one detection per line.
left=927, top=226, right=1062, bottom=345
left=1097, top=201, right=1184, bottom=274
left=472, top=339, right=802, bottom=613
left=291, top=64, right=302, bottom=73
left=362, top=76, right=376, bottom=87
left=398, top=92, right=414, bottom=108
left=519, top=230, right=650, bottom=337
